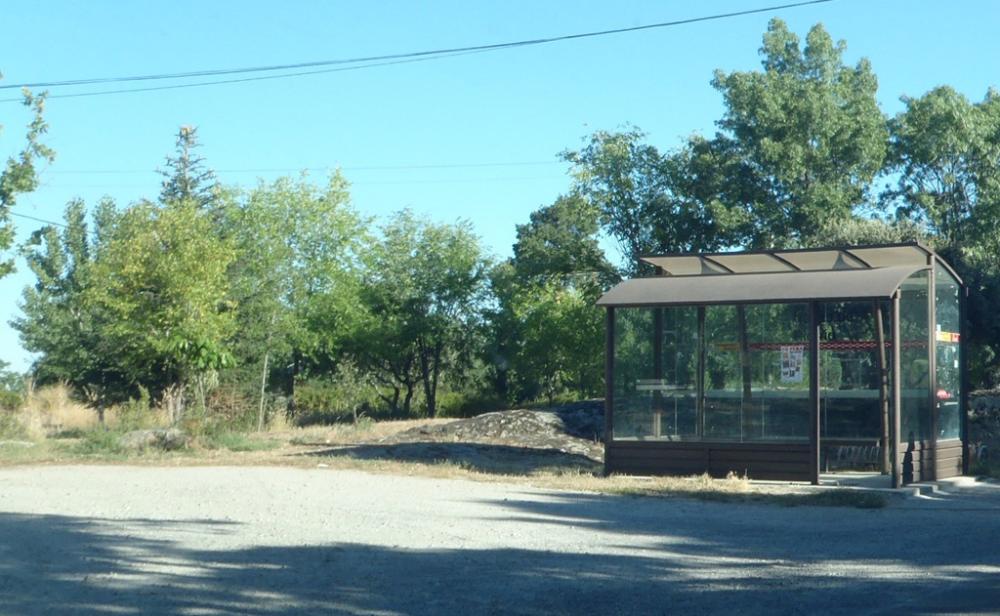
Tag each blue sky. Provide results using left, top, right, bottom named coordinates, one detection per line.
left=1, top=0, right=998, bottom=371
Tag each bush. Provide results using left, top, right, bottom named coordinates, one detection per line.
left=204, top=383, right=259, bottom=431
left=110, top=387, right=159, bottom=432
left=292, top=370, right=377, bottom=425
left=0, top=361, right=24, bottom=411
left=0, top=410, right=29, bottom=440
left=0, top=390, right=22, bottom=412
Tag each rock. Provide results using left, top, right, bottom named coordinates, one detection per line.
left=118, top=428, right=189, bottom=452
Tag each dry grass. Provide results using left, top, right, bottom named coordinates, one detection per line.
left=281, top=417, right=457, bottom=446
left=17, top=383, right=99, bottom=438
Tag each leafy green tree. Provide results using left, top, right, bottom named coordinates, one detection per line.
left=13, top=198, right=129, bottom=404
left=707, top=19, right=887, bottom=247
left=1, top=89, right=54, bottom=278
left=563, top=129, right=737, bottom=274
left=355, top=211, right=488, bottom=417
left=226, top=173, right=368, bottom=420
left=485, top=195, right=609, bottom=403
left=882, top=87, right=1000, bottom=387
left=84, top=199, right=237, bottom=409
left=159, top=125, right=218, bottom=209
left=804, top=217, right=928, bottom=248
left=511, top=193, right=616, bottom=284
left=509, top=281, right=604, bottom=404
left=566, top=21, right=887, bottom=260
left=885, top=86, right=1000, bottom=249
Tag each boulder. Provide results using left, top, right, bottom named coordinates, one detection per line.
left=118, top=428, right=188, bottom=452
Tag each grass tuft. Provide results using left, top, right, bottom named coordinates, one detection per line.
left=70, top=428, right=126, bottom=456
left=199, top=431, right=279, bottom=452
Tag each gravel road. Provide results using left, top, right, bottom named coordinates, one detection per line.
left=1, top=466, right=998, bottom=615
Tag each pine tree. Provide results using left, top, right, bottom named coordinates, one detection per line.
left=159, top=125, right=218, bottom=208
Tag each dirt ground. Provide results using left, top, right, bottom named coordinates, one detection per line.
left=1, top=465, right=998, bottom=615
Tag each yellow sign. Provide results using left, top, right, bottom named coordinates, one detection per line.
left=936, top=331, right=960, bottom=343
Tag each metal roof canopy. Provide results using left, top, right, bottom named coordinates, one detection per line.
left=638, top=241, right=960, bottom=280
left=597, top=264, right=930, bottom=307
left=597, top=243, right=962, bottom=308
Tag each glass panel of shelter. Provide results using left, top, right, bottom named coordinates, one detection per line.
left=935, top=265, right=962, bottom=441
left=899, top=270, right=931, bottom=446
left=612, top=275, right=939, bottom=452
left=613, top=303, right=813, bottom=442
left=703, top=304, right=811, bottom=442
left=817, top=301, right=892, bottom=471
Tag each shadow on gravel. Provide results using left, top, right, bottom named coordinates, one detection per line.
left=1, top=508, right=999, bottom=615
left=303, top=442, right=602, bottom=475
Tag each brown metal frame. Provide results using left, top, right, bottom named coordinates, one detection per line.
left=697, top=307, right=706, bottom=439
left=927, top=255, right=938, bottom=481
left=961, top=285, right=970, bottom=475
left=809, top=302, right=821, bottom=485
left=604, top=308, right=615, bottom=454
left=892, top=291, right=903, bottom=488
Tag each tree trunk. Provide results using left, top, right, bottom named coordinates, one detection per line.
left=288, top=349, right=302, bottom=415
left=392, top=386, right=401, bottom=412
left=256, top=351, right=270, bottom=432
left=494, top=365, right=509, bottom=401
left=196, top=374, right=207, bottom=416
left=418, top=339, right=442, bottom=418
left=403, top=384, right=414, bottom=414
left=419, top=341, right=433, bottom=417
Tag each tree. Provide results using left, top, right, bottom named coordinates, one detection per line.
left=84, top=199, right=237, bottom=412
left=159, top=125, right=218, bottom=209
left=226, top=172, right=368, bottom=420
left=705, top=19, right=888, bottom=247
left=803, top=216, right=928, bottom=248
left=511, top=193, right=616, bottom=285
left=0, top=359, right=23, bottom=410
left=1, top=89, right=54, bottom=278
left=884, top=86, right=1000, bottom=249
left=881, top=87, right=1000, bottom=387
left=485, top=195, right=610, bottom=403
left=508, top=281, right=604, bottom=404
left=563, top=129, right=737, bottom=274
left=566, top=21, right=888, bottom=260
left=13, top=198, right=129, bottom=405
left=355, top=211, right=488, bottom=417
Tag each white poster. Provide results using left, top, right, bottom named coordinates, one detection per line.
left=780, top=345, right=804, bottom=383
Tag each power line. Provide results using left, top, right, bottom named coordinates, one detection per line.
left=44, top=160, right=563, bottom=175
left=37, top=175, right=565, bottom=190
left=9, top=210, right=67, bottom=229
left=0, top=0, right=834, bottom=101
left=0, top=49, right=491, bottom=102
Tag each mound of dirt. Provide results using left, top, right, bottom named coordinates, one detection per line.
left=385, top=401, right=604, bottom=461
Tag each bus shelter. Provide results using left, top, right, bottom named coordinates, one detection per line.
left=597, top=243, right=967, bottom=487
